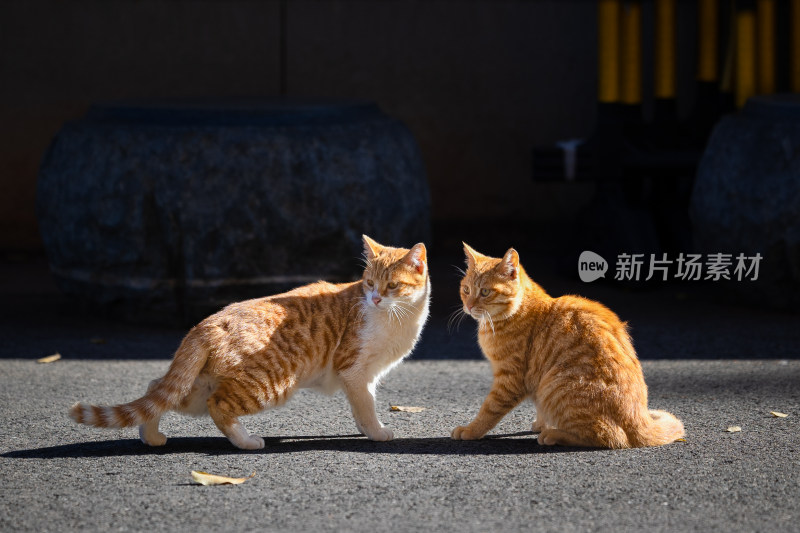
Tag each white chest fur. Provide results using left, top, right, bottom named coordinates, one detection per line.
left=356, top=283, right=430, bottom=387
left=301, top=281, right=430, bottom=394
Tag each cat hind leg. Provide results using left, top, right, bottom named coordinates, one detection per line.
left=207, top=381, right=265, bottom=450
left=538, top=424, right=629, bottom=448
left=139, top=379, right=167, bottom=446
left=139, top=416, right=167, bottom=446
left=538, top=428, right=599, bottom=447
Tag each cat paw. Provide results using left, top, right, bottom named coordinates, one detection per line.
left=451, top=426, right=481, bottom=440
left=365, top=427, right=394, bottom=442
left=139, top=427, right=167, bottom=447
left=537, top=433, right=554, bottom=446
left=531, top=420, right=544, bottom=433
left=234, top=436, right=266, bottom=450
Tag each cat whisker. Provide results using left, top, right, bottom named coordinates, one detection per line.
left=452, top=264, right=467, bottom=277
left=389, top=305, right=407, bottom=325
left=393, top=301, right=417, bottom=316
left=355, top=254, right=373, bottom=271
left=447, top=308, right=468, bottom=333
left=446, top=309, right=459, bottom=331
left=393, top=304, right=411, bottom=318
left=386, top=304, right=397, bottom=325
left=482, top=310, right=496, bottom=336
left=446, top=314, right=458, bottom=333
left=348, top=297, right=367, bottom=320
left=388, top=306, right=400, bottom=324
left=397, top=302, right=413, bottom=317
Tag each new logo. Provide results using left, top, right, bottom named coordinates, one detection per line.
left=578, top=251, right=608, bottom=282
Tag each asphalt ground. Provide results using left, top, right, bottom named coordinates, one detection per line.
left=1, top=250, right=800, bottom=532
left=1, top=358, right=799, bottom=532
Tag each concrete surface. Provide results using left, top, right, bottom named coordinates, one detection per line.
left=1, top=358, right=799, bottom=532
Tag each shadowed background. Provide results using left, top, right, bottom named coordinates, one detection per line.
left=1, top=1, right=799, bottom=358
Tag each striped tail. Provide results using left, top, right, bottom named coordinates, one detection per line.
left=632, top=409, right=685, bottom=447
left=69, top=332, right=208, bottom=428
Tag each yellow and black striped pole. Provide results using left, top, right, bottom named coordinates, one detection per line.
left=735, top=0, right=757, bottom=107
left=757, top=0, right=776, bottom=94
left=698, top=0, right=719, bottom=85
left=655, top=0, right=678, bottom=121
left=693, top=0, right=721, bottom=140
left=620, top=0, right=643, bottom=107
left=792, top=0, right=800, bottom=92
left=598, top=0, right=621, bottom=105
left=619, top=0, right=644, bottom=134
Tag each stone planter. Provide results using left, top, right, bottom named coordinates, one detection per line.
left=37, top=99, right=431, bottom=323
left=690, top=94, right=800, bottom=309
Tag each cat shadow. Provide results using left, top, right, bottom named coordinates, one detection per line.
left=2, top=432, right=598, bottom=459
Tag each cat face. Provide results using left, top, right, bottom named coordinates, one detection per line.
left=361, top=235, right=428, bottom=314
left=460, top=243, right=522, bottom=324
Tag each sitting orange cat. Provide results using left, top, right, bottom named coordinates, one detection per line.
left=452, top=243, right=684, bottom=448
left=71, top=236, right=430, bottom=449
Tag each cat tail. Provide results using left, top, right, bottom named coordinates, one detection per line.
left=632, top=409, right=685, bottom=447
left=69, top=332, right=208, bottom=428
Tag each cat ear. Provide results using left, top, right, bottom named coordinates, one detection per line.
left=463, top=242, right=479, bottom=270
left=362, top=235, right=382, bottom=261
left=500, top=248, right=520, bottom=280
left=403, top=243, right=427, bottom=275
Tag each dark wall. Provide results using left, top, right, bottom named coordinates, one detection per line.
left=1, top=0, right=599, bottom=250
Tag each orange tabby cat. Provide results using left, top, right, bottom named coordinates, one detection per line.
left=451, top=243, right=684, bottom=448
left=70, top=235, right=430, bottom=449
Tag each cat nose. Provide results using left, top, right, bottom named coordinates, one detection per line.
left=372, top=295, right=382, bottom=306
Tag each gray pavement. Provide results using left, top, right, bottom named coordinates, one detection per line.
left=1, top=358, right=799, bottom=532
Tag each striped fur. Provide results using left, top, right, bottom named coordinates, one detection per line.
left=70, top=235, right=430, bottom=450
left=451, top=244, right=684, bottom=449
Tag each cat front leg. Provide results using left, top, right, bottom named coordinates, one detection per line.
left=451, top=378, right=523, bottom=440
left=531, top=418, right=546, bottom=433
left=341, top=377, right=393, bottom=441
left=531, top=401, right=548, bottom=433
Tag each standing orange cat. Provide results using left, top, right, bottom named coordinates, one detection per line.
left=70, top=235, right=430, bottom=449
left=452, top=244, right=684, bottom=448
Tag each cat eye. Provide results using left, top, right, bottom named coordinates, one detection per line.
left=387, top=282, right=398, bottom=290
left=480, top=288, right=491, bottom=297
left=462, top=286, right=470, bottom=294
left=366, top=279, right=374, bottom=287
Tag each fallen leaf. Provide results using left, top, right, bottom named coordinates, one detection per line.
left=674, top=438, right=686, bottom=442
left=36, top=353, right=61, bottom=364
left=726, top=426, right=742, bottom=433
left=191, top=470, right=255, bottom=486
left=390, top=405, right=426, bottom=413
left=89, top=338, right=106, bottom=345
left=770, top=411, right=789, bottom=418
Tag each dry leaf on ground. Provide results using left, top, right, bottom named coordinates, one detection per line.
left=36, top=353, right=61, bottom=364
left=674, top=438, right=687, bottom=442
left=390, top=405, right=426, bottom=413
left=191, top=470, right=255, bottom=486
left=726, top=426, right=742, bottom=433
left=770, top=411, right=789, bottom=418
